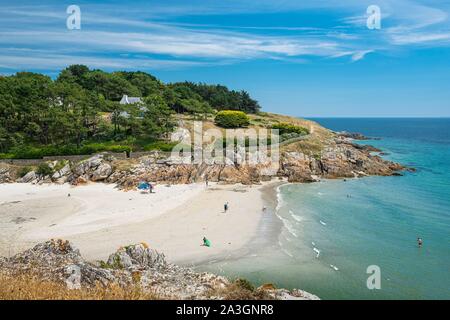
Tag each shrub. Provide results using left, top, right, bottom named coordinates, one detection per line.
left=234, top=278, right=255, bottom=292
left=143, top=141, right=179, bottom=152
left=2, top=144, right=133, bottom=159
left=270, top=123, right=309, bottom=136
left=17, top=166, right=34, bottom=178
left=53, top=160, right=68, bottom=172
left=36, top=163, right=54, bottom=176
left=0, top=153, right=15, bottom=159
left=214, top=110, right=250, bottom=128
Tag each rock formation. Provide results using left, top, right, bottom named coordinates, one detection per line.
left=0, top=240, right=319, bottom=300
left=0, top=132, right=409, bottom=187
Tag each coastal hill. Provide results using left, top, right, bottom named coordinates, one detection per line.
left=0, top=65, right=405, bottom=185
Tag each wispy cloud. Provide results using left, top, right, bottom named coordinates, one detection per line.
left=0, top=0, right=449, bottom=72
left=389, top=32, right=450, bottom=45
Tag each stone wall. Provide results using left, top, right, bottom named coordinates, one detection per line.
left=0, top=152, right=129, bottom=166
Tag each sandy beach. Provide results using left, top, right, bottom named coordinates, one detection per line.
left=0, top=181, right=276, bottom=264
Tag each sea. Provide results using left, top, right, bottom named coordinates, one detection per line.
left=197, top=118, right=450, bottom=300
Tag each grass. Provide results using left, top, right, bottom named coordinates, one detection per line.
left=17, top=166, right=34, bottom=178
left=0, top=272, right=275, bottom=300
left=207, top=278, right=274, bottom=300
left=0, top=272, right=160, bottom=300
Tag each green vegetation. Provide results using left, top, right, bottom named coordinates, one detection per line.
left=169, top=82, right=260, bottom=114
left=36, top=163, right=54, bottom=176
left=143, top=141, right=179, bottom=152
left=0, top=65, right=260, bottom=158
left=234, top=278, right=255, bottom=292
left=3, top=143, right=132, bottom=159
left=214, top=110, right=250, bottom=128
left=270, top=123, right=310, bottom=136
left=17, top=166, right=33, bottom=178
left=98, top=255, right=123, bottom=270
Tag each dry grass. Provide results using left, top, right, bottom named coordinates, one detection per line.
left=111, top=158, right=139, bottom=172
left=207, top=279, right=274, bottom=300
left=0, top=273, right=273, bottom=300
left=0, top=273, right=160, bottom=300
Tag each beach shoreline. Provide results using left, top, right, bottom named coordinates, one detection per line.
left=0, top=180, right=281, bottom=265
left=191, top=179, right=287, bottom=268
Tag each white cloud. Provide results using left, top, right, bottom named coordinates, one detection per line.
left=1, top=0, right=449, bottom=71
left=0, top=52, right=206, bottom=71
left=351, top=50, right=374, bottom=61
left=390, top=32, right=450, bottom=45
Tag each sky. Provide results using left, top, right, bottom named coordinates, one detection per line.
left=0, top=0, right=449, bottom=117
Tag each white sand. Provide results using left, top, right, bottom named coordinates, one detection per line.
left=0, top=181, right=272, bottom=264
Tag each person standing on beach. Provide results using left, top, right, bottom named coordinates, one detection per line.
left=224, top=202, right=229, bottom=213
left=205, top=176, right=209, bottom=188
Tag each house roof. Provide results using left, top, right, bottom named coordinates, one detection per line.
left=120, top=94, right=142, bottom=105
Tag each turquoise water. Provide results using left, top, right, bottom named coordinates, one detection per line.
left=198, top=118, right=450, bottom=300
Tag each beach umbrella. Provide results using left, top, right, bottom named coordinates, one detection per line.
left=138, top=182, right=149, bottom=190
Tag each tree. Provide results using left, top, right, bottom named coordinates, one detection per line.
left=142, top=95, right=175, bottom=140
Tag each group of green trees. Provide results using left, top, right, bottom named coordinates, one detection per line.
left=0, top=65, right=261, bottom=158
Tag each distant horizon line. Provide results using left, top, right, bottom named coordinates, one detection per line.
left=302, top=116, right=450, bottom=119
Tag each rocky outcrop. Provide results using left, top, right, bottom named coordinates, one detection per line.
left=1, top=133, right=408, bottom=187
left=280, top=139, right=405, bottom=182
left=0, top=240, right=319, bottom=300
left=70, top=154, right=112, bottom=183
left=336, top=131, right=375, bottom=141
left=0, top=165, right=12, bottom=183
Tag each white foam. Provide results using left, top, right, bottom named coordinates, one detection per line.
left=281, top=248, right=294, bottom=258
left=275, top=185, right=285, bottom=212
left=330, top=264, right=339, bottom=271
left=283, top=219, right=298, bottom=238
left=313, top=247, right=320, bottom=258
left=319, top=220, right=327, bottom=226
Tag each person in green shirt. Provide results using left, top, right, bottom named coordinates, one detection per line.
left=203, top=237, right=211, bottom=247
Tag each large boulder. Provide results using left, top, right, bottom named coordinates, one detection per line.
left=107, top=243, right=166, bottom=270
left=52, top=164, right=71, bottom=180
left=91, top=162, right=112, bottom=181
left=73, top=155, right=103, bottom=177
left=17, top=170, right=37, bottom=183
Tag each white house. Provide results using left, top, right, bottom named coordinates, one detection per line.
left=119, top=94, right=142, bottom=105
left=118, top=95, right=146, bottom=118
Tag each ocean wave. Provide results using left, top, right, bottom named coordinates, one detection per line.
left=275, top=185, right=285, bottom=212
left=330, top=264, right=339, bottom=271
left=281, top=248, right=294, bottom=258
left=283, top=219, right=298, bottom=238
left=313, top=247, right=321, bottom=258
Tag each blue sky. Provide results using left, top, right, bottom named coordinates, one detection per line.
left=1, top=0, right=449, bottom=117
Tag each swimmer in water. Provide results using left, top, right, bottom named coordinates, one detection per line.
left=417, top=237, right=423, bottom=248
